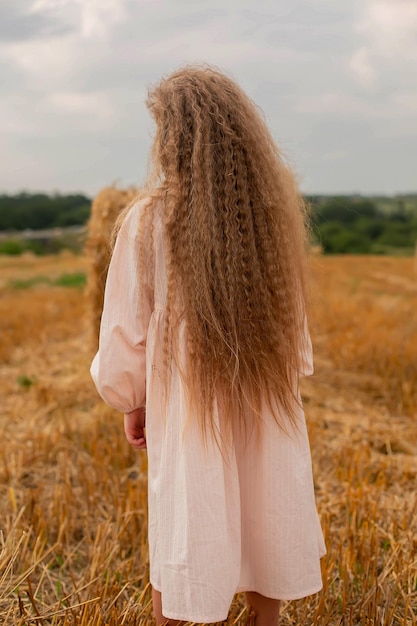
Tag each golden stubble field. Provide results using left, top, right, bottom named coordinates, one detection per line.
left=0, top=252, right=416, bottom=625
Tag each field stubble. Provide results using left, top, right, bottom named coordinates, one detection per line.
left=0, top=253, right=416, bottom=625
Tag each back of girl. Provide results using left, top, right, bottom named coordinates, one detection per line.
left=91, top=65, right=325, bottom=626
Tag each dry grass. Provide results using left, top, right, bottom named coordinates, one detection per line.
left=1, top=253, right=416, bottom=625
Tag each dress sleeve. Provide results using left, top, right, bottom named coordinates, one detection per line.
left=90, top=200, right=153, bottom=413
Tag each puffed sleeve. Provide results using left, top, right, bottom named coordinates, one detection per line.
left=90, top=200, right=153, bottom=413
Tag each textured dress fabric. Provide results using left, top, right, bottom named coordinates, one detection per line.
left=91, top=198, right=326, bottom=623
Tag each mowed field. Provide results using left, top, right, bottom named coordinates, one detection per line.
left=0, top=252, right=416, bottom=625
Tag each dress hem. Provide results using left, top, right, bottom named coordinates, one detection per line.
left=150, top=580, right=229, bottom=624
left=150, top=579, right=323, bottom=623
left=235, top=583, right=323, bottom=600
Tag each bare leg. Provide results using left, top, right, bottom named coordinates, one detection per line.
left=245, top=592, right=281, bottom=626
left=152, top=586, right=186, bottom=626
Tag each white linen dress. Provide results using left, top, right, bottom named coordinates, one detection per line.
left=91, top=198, right=326, bottom=623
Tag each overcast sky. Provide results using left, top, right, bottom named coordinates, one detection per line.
left=1, top=0, right=416, bottom=196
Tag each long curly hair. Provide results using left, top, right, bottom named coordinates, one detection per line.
left=140, top=66, right=309, bottom=439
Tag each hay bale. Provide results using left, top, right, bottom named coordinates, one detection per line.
left=85, top=186, right=138, bottom=349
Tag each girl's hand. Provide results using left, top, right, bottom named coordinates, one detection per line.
left=124, top=407, right=147, bottom=449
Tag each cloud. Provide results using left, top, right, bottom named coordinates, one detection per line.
left=295, top=89, right=417, bottom=145
left=349, top=48, right=376, bottom=87
left=0, top=0, right=415, bottom=194
left=48, top=91, right=115, bottom=121
left=2, top=35, right=84, bottom=93
left=79, top=0, right=128, bottom=39
left=0, top=0, right=73, bottom=42
left=349, top=0, right=417, bottom=86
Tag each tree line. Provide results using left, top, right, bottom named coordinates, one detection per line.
left=0, top=192, right=91, bottom=231
left=308, top=194, right=417, bottom=254
left=0, top=192, right=416, bottom=255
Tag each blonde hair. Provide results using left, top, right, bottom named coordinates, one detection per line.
left=140, top=66, right=309, bottom=438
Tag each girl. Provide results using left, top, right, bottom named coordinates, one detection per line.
left=91, top=66, right=325, bottom=626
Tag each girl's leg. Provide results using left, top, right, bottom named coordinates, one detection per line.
left=245, top=592, right=281, bottom=626
left=152, top=586, right=186, bottom=626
